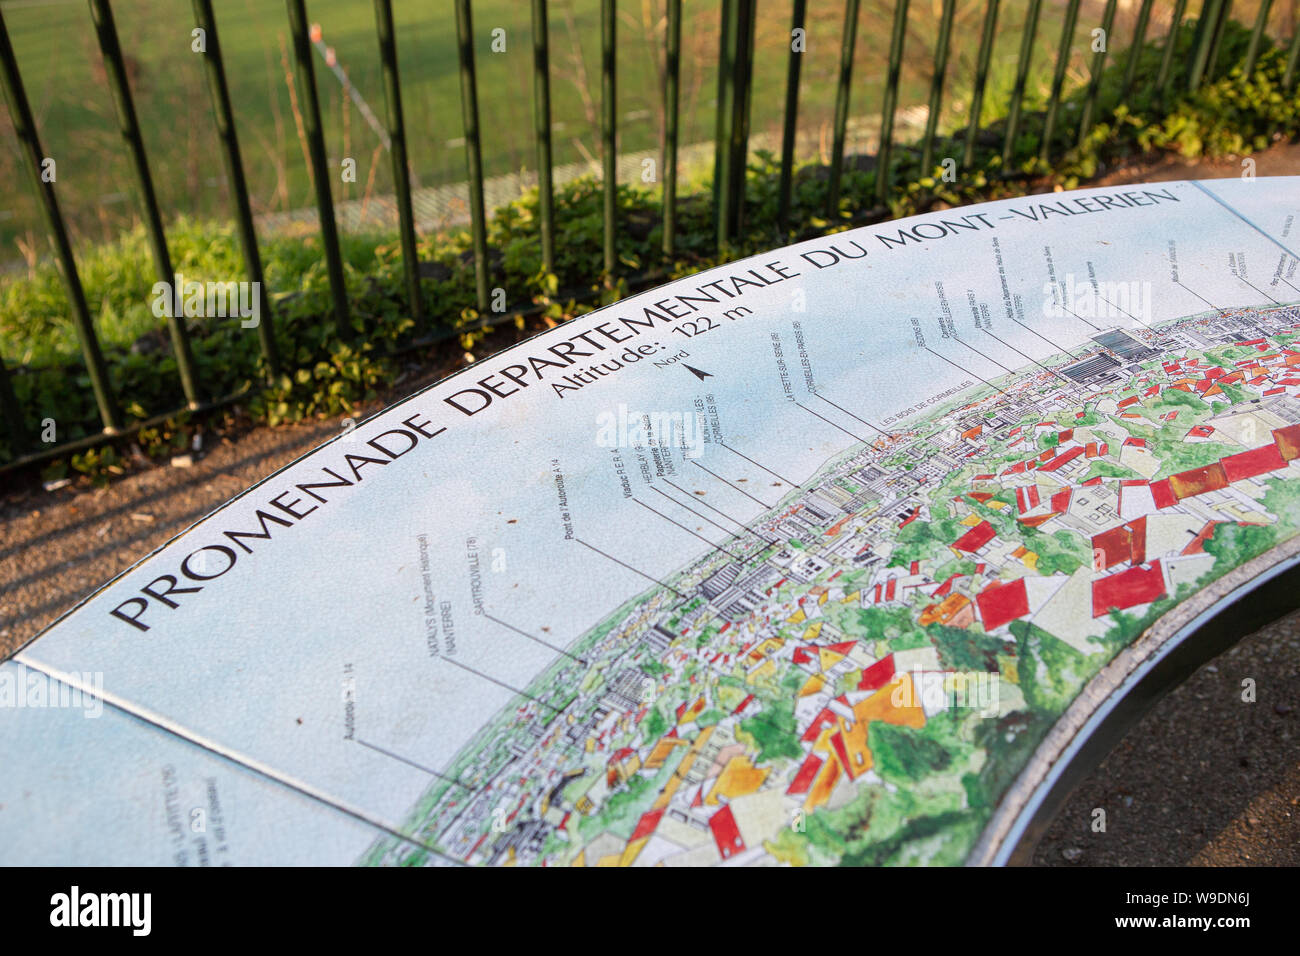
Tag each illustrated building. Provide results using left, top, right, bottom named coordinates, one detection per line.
left=1092, top=328, right=1160, bottom=363
left=603, top=668, right=648, bottom=710
left=700, top=563, right=741, bottom=600
left=645, top=624, right=675, bottom=653
left=1060, top=352, right=1122, bottom=383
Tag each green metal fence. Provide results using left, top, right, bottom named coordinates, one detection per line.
left=0, top=0, right=1296, bottom=472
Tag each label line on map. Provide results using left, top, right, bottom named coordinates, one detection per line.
left=648, top=485, right=748, bottom=545
left=1093, top=292, right=1153, bottom=330
left=690, top=459, right=774, bottom=508
left=923, top=346, right=1009, bottom=396
left=1010, top=316, right=1086, bottom=360
left=631, top=497, right=744, bottom=560
left=438, top=655, right=564, bottom=715
left=572, top=536, right=687, bottom=598
left=812, top=392, right=892, bottom=438
left=979, top=328, right=1077, bottom=387
left=356, top=737, right=471, bottom=791
left=1236, top=273, right=1281, bottom=305
left=951, top=335, right=1017, bottom=376
left=661, top=477, right=777, bottom=544
left=718, top=440, right=804, bottom=490
left=1174, top=279, right=1223, bottom=313
left=482, top=611, right=589, bottom=665
left=794, top=400, right=875, bottom=445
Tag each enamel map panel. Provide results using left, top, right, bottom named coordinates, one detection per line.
left=5, top=178, right=1300, bottom=866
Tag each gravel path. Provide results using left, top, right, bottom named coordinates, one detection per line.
left=3, top=148, right=1299, bottom=865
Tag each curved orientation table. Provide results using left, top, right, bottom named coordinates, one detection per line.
left=5, top=178, right=1300, bottom=867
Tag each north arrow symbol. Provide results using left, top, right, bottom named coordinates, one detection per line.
left=683, top=364, right=713, bottom=381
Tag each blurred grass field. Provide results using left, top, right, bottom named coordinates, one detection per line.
left=0, top=0, right=1130, bottom=259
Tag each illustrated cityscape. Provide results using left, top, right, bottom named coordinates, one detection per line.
left=363, top=303, right=1300, bottom=867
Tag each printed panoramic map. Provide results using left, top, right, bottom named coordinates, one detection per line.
left=4, top=179, right=1300, bottom=866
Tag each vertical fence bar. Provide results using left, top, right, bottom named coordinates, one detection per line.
left=712, top=0, right=732, bottom=229
left=825, top=0, right=860, bottom=219
left=714, top=0, right=738, bottom=246
left=1156, top=0, right=1189, bottom=100
left=1001, top=0, right=1042, bottom=173
left=89, top=0, right=202, bottom=408
left=776, top=0, right=806, bottom=231
left=601, top=0, right=617, bottom=279
left=1188, top=0, right=1212, bottom=68
left=962, top=0, right=1000, bottom=169
left=453, top=0, right=489, bottom=312
left=875, top=0, right=909, bottom=203
left=286, top=0, right=351, bottom=334
left=1204, top=0, right=1234, bottom=81
left=531, top=0, right=556, bottom=273
left=0, top=8, right=121, bottom=432
left=920, top=0, right=956, bottom=175
left=0, top=358, right=27, bottom=453
left=374, top=0, right=423, bottom=324
left=663, top=0, right=681, bottom=256
left=1243, top=0, right=1273, bottom=75
left=1041, top=0, right=1081, bottom=162
left=193, top=0, right=279, bottom=375
left=726, top=0, right=756, bottom=237
left=1076, top=0, right=1118, bottom=147
left=1119, top=0, right=1155, bottom=100
left=1286, top=16, right=1300, bottom=89
left=1188, top=0, right=1224, bottom=89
